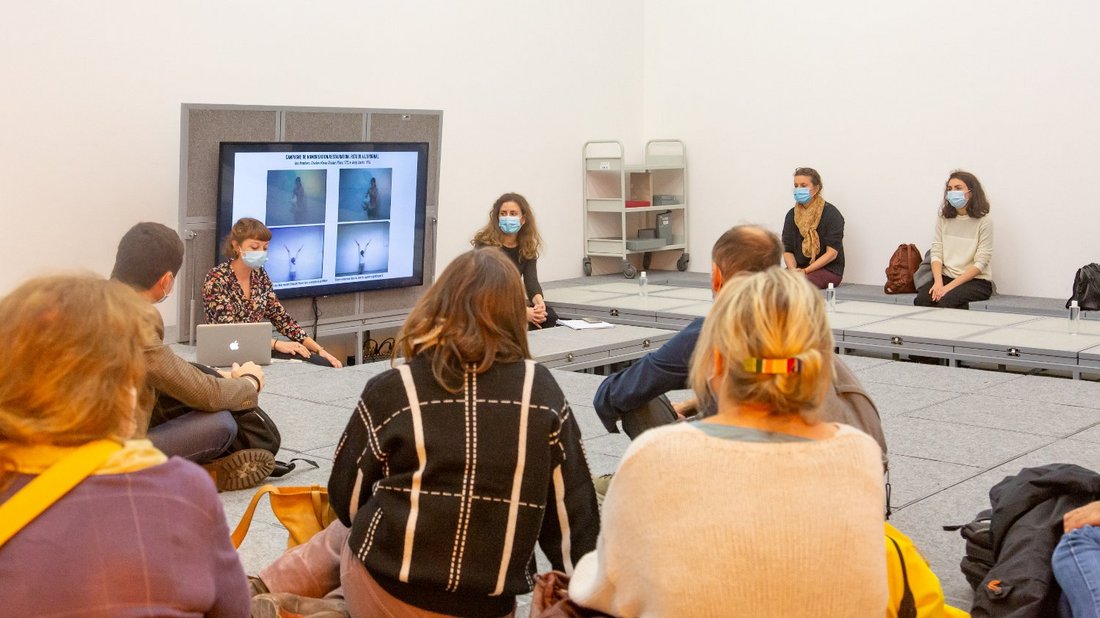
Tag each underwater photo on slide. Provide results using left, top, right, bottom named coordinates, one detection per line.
left=338, top=168, right=393, bottom=222
left=336, top=222, right=390, bottom=276
left=266, top=169, right=327, bottom=226
left=268, top=225, right=325, bottom=283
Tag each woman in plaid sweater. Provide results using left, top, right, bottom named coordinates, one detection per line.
left=326, top=248, right=599, bottom=616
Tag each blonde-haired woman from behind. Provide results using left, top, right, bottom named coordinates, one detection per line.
left=568, top=267, right=887, bottom=617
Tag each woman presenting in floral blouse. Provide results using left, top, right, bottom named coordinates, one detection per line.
left=203, top=218, right=342, bottom=368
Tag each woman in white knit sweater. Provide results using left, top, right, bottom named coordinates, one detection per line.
left=914, top=170, right=994, bottom=309
left=569, top=268, right=887, bottom=617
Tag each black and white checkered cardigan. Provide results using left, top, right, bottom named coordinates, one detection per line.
left=329, top=356, right=600, bottom=615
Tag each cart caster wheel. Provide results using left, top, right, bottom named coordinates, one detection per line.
left=582, top=257, right=592, bottom=276
left=676, top=253, right=690, bottom=272
left=622, top=262, right=637, bottom=279
left=642, top=252, right=652, bottom=270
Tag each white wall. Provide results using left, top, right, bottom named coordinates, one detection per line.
left=5, top=0, right=1092, bottom=319
left=643, top=0, right=1100, bottom=298
left=0, top=1, right=644, bottom=326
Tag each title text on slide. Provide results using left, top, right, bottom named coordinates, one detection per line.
left=284, top=154, right=379, bottom=160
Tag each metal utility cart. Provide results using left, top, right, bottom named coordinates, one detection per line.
left=581, top=139, right=689, bottom=278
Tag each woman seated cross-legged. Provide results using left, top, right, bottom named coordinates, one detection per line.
left=782, top=167, right=846, bottom=289
left=914, top=170, right=994, bottom=309
left=471, top=192, right=558, bottom=329
left=254, top=248, right=600, bottom=617
left=568, top=267, right=887, bottom=616
left=203, top=217, right=343, bottom=367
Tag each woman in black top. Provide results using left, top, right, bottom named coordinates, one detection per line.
left=471, top=192, right=557, bottom=328
left=781, top=167, right=846, bottom=289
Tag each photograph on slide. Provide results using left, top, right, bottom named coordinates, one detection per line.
left=268, top=225, right=324, bottom=283
left=336, top=222, right=390, bottom=277
left=338, top=168, right=393, bottom=222
left=265, top=169, right=327, bottom=226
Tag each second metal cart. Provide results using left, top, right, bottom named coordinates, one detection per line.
left=581, top=139, right=689, bottom=278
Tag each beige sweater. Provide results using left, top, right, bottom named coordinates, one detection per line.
left=930, top=213, right=994, bottom=281
left=569, top=423, right=887, bottom=617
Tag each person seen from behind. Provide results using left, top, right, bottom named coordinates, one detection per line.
left=0, top=275, right=248, bottom=615
left=569, top=268, right=887, bottom=616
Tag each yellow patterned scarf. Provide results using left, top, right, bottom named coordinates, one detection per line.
left=794, top=194, right=826, bottom=260
left=1, top=439, right=167, bottom=475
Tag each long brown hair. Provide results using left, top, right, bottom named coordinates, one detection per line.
left=0, top=275, right=151, bottom=484
left=941, top=170, right=990, bottom=219
left=470, top=192, right=543, bottom=261
left=395, top=249, right=530, bottom=392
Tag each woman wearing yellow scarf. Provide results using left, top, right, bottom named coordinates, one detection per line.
left=782, top=167, right=846, bottom=289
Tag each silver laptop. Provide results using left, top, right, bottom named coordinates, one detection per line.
left=196, top=322, right=273, bottom=367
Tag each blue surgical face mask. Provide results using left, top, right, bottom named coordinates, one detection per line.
left=793, top=187, right=813, bottom=205
left=242, top=250, right=268, bottom=269
left=499, top=216, right=522, bottom=235
left=946, top=190, right=968, bottom=209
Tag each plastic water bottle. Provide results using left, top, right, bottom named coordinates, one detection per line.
left=1070, top=299, right=1081, bottom=334
left=639, top=271, right=648, bottom=298
left=825, top=282, right=836, bottom=312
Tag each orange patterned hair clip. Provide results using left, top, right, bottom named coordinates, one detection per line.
left=742, top=357, right=802, bottom=374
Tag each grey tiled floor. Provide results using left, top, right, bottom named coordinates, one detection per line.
left=213, top=349, right=1100, bottom=614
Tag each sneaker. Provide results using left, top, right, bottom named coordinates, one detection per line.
left=592, top=473, right=614, bottom=505
left=203, top=448, right=275, bottom=492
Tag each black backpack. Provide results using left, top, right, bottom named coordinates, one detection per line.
left=184, top=363, right=312, bottom=478
left=229, top=406, right=281, bottom=455
left=1067, top=263, right=1100, bottom=311
left=946, top=509, right=995, bottom=589
left=621, top=394, right=679, bottom=440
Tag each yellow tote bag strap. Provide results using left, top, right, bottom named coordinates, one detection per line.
left=0, top=439, right=122, bottom=549
left=231, top=484, right=278, bottom=549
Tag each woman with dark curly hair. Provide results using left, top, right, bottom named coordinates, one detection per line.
left=472, top=192, right=557, bottom=328
left=914, top=170, right=994, bottom=309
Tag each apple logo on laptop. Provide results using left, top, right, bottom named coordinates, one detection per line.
left=229, top=340, right=240, bottom=351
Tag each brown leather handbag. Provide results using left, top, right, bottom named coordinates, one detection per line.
left=884, top=243, right=922, bottom=294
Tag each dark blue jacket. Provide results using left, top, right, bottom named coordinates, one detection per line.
left=592, top=318, right=703, bottom=433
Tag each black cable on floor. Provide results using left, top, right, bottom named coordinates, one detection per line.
left=311, top=297, right=320, bottom=340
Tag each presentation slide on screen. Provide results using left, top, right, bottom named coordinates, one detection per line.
left=229, top=150, right=420, bottom=292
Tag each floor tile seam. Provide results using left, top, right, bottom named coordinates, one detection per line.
left=898, top=412, right=1086, bottom=439
left=279, top=445, right=334, bottom=454
left=844, top=359, right=894, bottom=370
left=860, top=380, right=1008, bottom=395
left=277, top=447, right=335, bottom=460
left=1061, top=430, right=1100, bottom=444
left=972, top=377, right=1100, bottom=397
left=584, top=445, right=629, bottom=458
left=890, top=393, right=967, bottom=418
left=261, top=392, right=353, bottom=407
left=889, top=408, right=1079, bottom=439
left=913, top=390, right=1100, bottom=410
left=891, top=437, right=1060, bottom=513
left=888, top=453, right=984, bottom=469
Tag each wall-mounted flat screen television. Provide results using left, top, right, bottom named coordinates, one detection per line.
left=216, top=141, right=429, bottom=299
